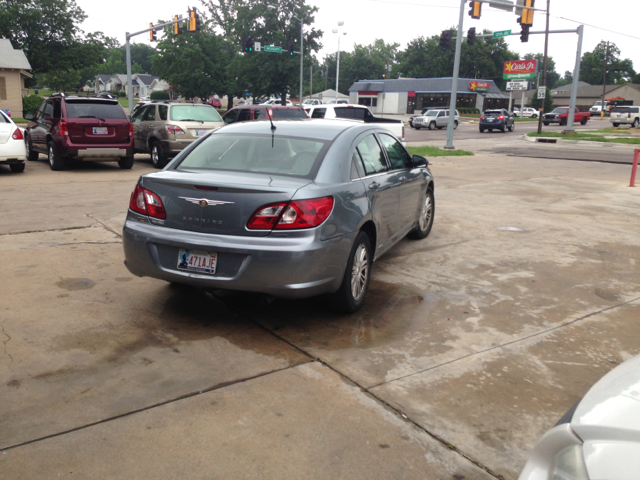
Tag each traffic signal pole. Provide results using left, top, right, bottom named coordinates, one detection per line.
left=444, top=0, right=467, bottom=150
left=536, top=0, right=550, bottom=134
left=564, top=24, right=584, bottom=132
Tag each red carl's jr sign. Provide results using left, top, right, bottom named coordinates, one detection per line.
left=503, top=59, right=537, bottom=79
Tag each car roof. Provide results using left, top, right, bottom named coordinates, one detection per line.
left=213, top=118, right=372, bottom=141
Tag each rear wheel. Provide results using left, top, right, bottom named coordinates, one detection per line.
left=428, top=122, right=436, bottom=130
left=25, top=135, right=39, bottom=161
left=409, top=188, right=435, bottom=240
left=633, top=118, right=640, bottom=128
left=454, top=121, right=459, bottom=129
left=150, top=141, right=167, bottom=169
left=118, top=156, right=134, bottom=169
left=501, top=125, right=506, bottom=133
left=47, top=141, right=65, bottom=171
left=580, top=117, right=588, bottom=125
left=330, top=231, right=372, bottom=313
left=612, top=123, right=620, bottom=127
left=479, top=127, right=485, bottom=133
left=10, top=162, right=25, bottom=173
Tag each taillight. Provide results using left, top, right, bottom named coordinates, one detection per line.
left=480, top=116, right=485, bottom=120
left=129, top=185, right=166, bottom=219
left=129, top=123, right=134, bottom=137
left=498, top=115, right=504, bottom=120
left=267, top=109, right=273, bottom=119
left=246, top=197, right=334, bottom=230
left=59, top=122, right=69, bottom=136
left=629, top=113, right=631, bottom=119
left=165, top=125, right=185, bottom=135
left=12, top=128, right=24, bottom=140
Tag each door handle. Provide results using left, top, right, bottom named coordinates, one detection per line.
left=368, top=181, right=380, bottom=190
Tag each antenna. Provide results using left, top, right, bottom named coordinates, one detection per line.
left=267, top=108, right=276, bottom=147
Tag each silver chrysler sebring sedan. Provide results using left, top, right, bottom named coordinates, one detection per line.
left=122, top=119, right=434, bottom=312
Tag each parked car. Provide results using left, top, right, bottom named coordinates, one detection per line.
left=479, top=109, right=515, bottom=133
left=122, top=120, right=434, bottom=312
left=518, top=107, right=539, bottom=118
left=131, top=102, right=224, bottom=169
left=303, top=104, right=405, bottom=145
left=261, top=99, right=293, bottom=106
left=610, top=106, right=640, bottom=128
left=589, top=100, right=609, bottom=116
left=24, top=93, right=134, bottom=170
left=325, top=99, right=348, bottom=104
left=222, top=105, right=308, bottom=125
left=302, top=99, right=323, bottom=106
left=519, top=353, right=640, bottom=480
left=2, top=109, right=11, bottom=118
left=413, top=109, right=460, bottom=130
left=543, top=106, right=590, bottom=126
left=207, top=96, right=222, bottom=109
left=0, top=109, right=27, bottom=173
left=96, top=92, right=118, bottom=100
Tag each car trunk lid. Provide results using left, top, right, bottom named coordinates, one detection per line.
left=65, top=100, right=130, bottom=145
left=0, top=123, right=13, bottom=144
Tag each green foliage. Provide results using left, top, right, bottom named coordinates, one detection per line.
left=554, top=71, right=573, bottom=89
left=580, top=41, right=636, bottom=85
left=22, top=95, right=45, bottom=116
left=524, top=53, right=559, bottom=89
left=407, top=145, right=474, bottom=157
left=529, top=87, right=553, bottom=112
left=41, top=69, right=82, bottom=92
left=116, top=91, right=126, bottom=97
left=150, top=90, right=170, bottom=100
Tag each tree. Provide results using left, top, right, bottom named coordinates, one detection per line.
left=580, top=41, right=636, bottom=85
left=524, top=53, right=560, bottom=89
left=554, top=71, right=573, bottom=88
left=530, top=86, right=553, bottom=112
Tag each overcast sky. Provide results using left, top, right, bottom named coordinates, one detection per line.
left=75, top=0, right=639, bottom=79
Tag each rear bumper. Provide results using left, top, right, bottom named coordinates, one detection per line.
left=610, top=118, right=635, bottom=125
left=58, top=139, right=134, bottom=160
left=160, top=139, right=195, bottom=156
left=122, top=214, right=355, bottom=299
left=479, top=121, right=506, bottom=128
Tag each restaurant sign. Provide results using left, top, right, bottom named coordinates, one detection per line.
left=469, top=81, right=491, bottom=92
left=503, top=59, right=537, bottom=79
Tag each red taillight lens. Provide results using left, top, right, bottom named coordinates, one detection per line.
left=129, top=123, right=134, bottom=137
left=59, top=122, right=69, bottom=136
left=267, top=109, right=273, bottom=119
left=480, top=116, right=485, bottom=120
left=129, top=185, right=166, bottom=219
left=12, top=128, right=24, bottom=140
left=247, top=197, right=334, bottom=230
left=165, top=125, right=185, bottom=135
left=247, top=202, right=287, bottom=230
left=629, top=113, right=631, bottom=119
left=498, top=115, right=504, bottom=120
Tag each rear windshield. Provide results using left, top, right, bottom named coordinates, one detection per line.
left=485, top=110, right=503, bottom=115
left=271, top=108, right=308, bottom=119
left=177, top=134, right=329, bottom=178
left=612, top=106, right=638, bottom=113
left=335, top=107, right=369, bottom=120
left=170, top=105, right=223, bottom=122
left=551, top=108, right=569, bottom=114
left=65, top=100, right=127, bottom=119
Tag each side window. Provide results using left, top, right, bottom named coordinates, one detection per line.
left=353, top=108, right=367, bottom=120
left=351, top=151, right=365, bottom=180
left=43, top=101, right=53, bottom=119
left=158, top=105, right=168, bottom=120
left=223, top=109, right=239, bottom=124
left=334, top=107, right=352, bottom=119
left=52, top=100, right=61, bottom=119
left=237, top=109, right=251, bottom=122
left=142, top=106, right=156, bottom=121
left=356, top=135, right=388, bottom=176
left=36, top=102, right=47, bottom=120
left=311, top=108, right=326, bottom=119
left=379, top=134, right=412, bottom=170
left=131, top=106, right=146, bottom=122
left=437, top=111, right=444, bottom=117
left=254, top=109, right=264, bottom=120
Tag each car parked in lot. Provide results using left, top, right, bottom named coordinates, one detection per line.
left=479, top=109, right=515, bottom=133
left=302, top=99, right=322, bottom=106
left=519, top=353, right=640, bottom=480
left=543, top=107, right=590, bottom=126
left=0, top=109, right=27, bottom=173
left=413, top=109, right=460, bottom=130
left=514, top=107, right=539, bottom=118
left=207, top=96, right=222, bottom=108
left=261, top=98, right=293, bottom=106
left=222, top=105, right=308, bottom=125
left=24, top=93, right=134, bottom=170
left=610, top=106, right=640, bottom=128
left=131, top=102, right=224, bottom=169
left=122, top=120, right=434, bottom=312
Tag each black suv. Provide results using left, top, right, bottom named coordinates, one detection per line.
left=24, top=93, right=134, bottom=170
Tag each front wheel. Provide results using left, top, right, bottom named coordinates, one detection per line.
left=409, top=188, right=435, bottom=240
left=48, top=141, right=65, bottom=171
left=330, top=231, right=372, bottom=313
left=415, top=126, right=421, bottom=130
left=25, top=135, right=39, bottom=161
left=560, top=119, right=567, bottom=126
left=543, top=122, right=549, bottom=126
left=633, top=118, right=639, bottom=128
left=428, top=122, right=436, bottom=130
left=532, top=114, right=538, bottom=118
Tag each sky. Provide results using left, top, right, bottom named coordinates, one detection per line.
left=75, top=0, right=640, bottom=79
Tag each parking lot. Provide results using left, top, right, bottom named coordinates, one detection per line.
left=1, top=139, right=640, bottom=479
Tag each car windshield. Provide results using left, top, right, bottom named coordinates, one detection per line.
left=170, top=105, right=222, bottom=122
left=551, top=108, right=569, bottom=114
left=424, top=110, right=439, bottom=116
left=594, top=102, right=602, bottom=106
left=65, top=101, right=127, bottom=119
left=177, top=134, right=328, bottom=178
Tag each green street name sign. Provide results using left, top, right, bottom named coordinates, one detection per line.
left=503, top=72, right=537, bottom=80
left=264, top=46, right=282, bottom=53
left=493, top=30, right=512, bottom=38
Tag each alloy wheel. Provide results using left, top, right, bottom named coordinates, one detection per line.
left=350, top=244, right=369, bottom=301
left=151, top=145, right=159, bottom=167
left=419, top=194, right=433, bottom=231
left=48, top=145, right=54, bottom=167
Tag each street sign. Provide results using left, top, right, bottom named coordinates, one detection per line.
left=264, top=46, right=282, bottom=53
left=537, top=86, right=546, bottom=99
left=493, top=30, right=512, bottom=38
left=506, top=81, right=528, bottom=91
left=469, top=81, right=491, bottom=92
left=254, top=41, right=261, bottom=51
left=504, top=59, right=537, bottom=79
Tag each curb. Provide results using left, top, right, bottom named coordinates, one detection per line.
left=522, top=134, right=640, bottom=149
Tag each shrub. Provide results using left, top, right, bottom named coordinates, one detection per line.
left=115, top=91, right=126, bottom=97
left=150, top=90, right=170, bottom=100
left=22, top=95, right=45, bottom=116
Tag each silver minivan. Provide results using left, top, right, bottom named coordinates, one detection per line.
left=413, top=109, right=460, bottom=130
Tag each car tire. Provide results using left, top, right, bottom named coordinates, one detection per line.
left=150, top=141, right=168, bottom=169
left=560, top=119, right=567, bottom=126
left=415, top=126, right=421, bottom=130
left=501, top=125, right=506, bottom=133
left=633, top=118, right=639, bottom=128
left=454, top=121, right=458, bottom=129
left=118, top=156, right=134, bottom=169
left=408, top=188, right=435, bottom=240
left=581, top=117, right=588, bottom=125
left=532, top=114, right=538, bottom=118
left=612, top=123, right=620, bottom=127
left=543, top=122, right=549, bottom=126
left=428, top=122, right=436, bottom=130
left=10, top=162, right=25, bottom=173
left=479, top=128, right=484, bottom=133
left=507, top=123, right=513, bottom=132
left=489, top=129, right=493, bottom=132
left=330, top=231, right=373, bottom=313
left=47, top=141, right=65, bottom=171
left=25, top=135, right=39, bottom=161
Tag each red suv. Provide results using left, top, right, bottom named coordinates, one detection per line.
left=24, top=93, right=134, bottom=170
left=222, top=105, right=308, bottom=124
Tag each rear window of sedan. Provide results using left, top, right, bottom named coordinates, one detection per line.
left=254, top=108, right=308, bottom=120
left=170, top=105, right=223, bottom=122
left=612, top=107, right=639, bottom=113
left=176, top=134, right=329, bottom=178
left=65, top=100, right=127, bottom=120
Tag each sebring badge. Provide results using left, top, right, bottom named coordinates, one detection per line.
left=179, top=197, right=234, bottom=207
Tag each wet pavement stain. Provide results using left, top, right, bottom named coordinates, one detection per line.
left=56, top=278, right=96, bottom=291
left=6, top=379, right=20, bottom=388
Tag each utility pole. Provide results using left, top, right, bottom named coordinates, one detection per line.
left=310, top=65, right=313, bottom=99
left=324, top=56, right=329, bottom=91
left=565, top=24, right=584, bottom=132
left=444, top=0, right=466, bottom=149
left=600, top=41, right=610, bottom=119
left=536, top=0, right=550, bottom=134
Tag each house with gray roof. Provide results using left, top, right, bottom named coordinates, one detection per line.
left=348, top=77, right=509, bottom=114
left=94, top=74, right=112, bottom=93
left=550, top=83, right=640, bottom=110
left=0, top=38, right=33, bottom=118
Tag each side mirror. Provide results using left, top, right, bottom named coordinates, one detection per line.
left=412, top=155, right=428, bottom=168
left=24, top=114, right=34, bottom=121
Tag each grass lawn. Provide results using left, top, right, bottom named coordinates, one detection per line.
left=28, top=88, right=54, bottom=97
left=117, top=97, right=129, bottom=108
left=12, top=118, right=28, bottom=124
left=514, top=117, right=540, bottom=122
left=584, top=127, right=640, bottom=135
left=407, top=145, right=474, bottom=157
left=527, top=131, right=640, bottom=145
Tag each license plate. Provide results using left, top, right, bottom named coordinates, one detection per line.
left=177, top=249, right=217, bottom=275
left=195, top=129, right=207, bottom=137
left=93, top=127, right=108, bottom=135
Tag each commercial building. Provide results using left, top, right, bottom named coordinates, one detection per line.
left=348, top=77, right=509, bottom=114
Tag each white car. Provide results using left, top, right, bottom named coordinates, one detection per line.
left=302, top=99, right=322, bottom=105
left=413, top=109, right=460, bottom=130
left=610, top=106, right=640, bottom=128
left=590, top=101, right=609, bottom=115
left=261, top=99, right=293, bottom=106
left=519, top=353, right=640, bottom=480
left=0, top=109, right=27, bottom=173
left=518, top=107, right=539, bottom=118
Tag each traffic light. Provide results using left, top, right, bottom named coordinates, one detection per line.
left=520, top=26, right=530, bottom=42
left=188, top=8, right=201, bottom=32
left=242, top=36, right=254, bottom=52
left=149, top=23, right=157, bottom=42
left=468, top=1, right=481, bottom=19
left=173, top=15, right=183, bottom=35
left=440, top=30, right=452, bottom=49
left=467, top=27, right=476, bottom=46
left=288, top=42, right=295, bottom=55
left=517, top=0, right=534, bottom=27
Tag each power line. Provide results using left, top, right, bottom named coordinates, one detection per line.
left=552, top=16, right=640, bottom=41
